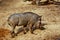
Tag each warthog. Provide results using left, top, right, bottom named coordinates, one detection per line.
left=8, top=12, right=43, bottom=37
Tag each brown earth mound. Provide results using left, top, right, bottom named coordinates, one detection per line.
left=0, top=28, right=11, bottom=40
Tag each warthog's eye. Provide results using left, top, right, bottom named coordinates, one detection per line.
left=8, top=23, right=10, bottom=25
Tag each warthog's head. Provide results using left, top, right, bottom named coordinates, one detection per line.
left=32, top=16, right=45, bottom=30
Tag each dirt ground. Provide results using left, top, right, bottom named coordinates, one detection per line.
left=0, top=0, right=60, bottom=40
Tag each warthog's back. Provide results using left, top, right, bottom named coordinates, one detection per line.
left=8, top=12, right=40, bottom=26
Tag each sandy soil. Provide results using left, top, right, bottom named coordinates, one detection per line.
left=0, top=0, right=60, bottom=40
